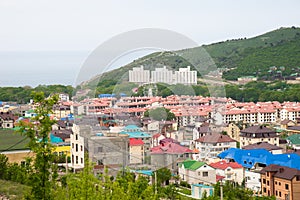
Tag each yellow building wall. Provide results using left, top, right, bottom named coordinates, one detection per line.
left=2, top=151, right=35, bottom=164
left=52, top=145, right=71, bottom=157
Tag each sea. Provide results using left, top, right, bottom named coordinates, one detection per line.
left=0, top=51, right=89, bottom=87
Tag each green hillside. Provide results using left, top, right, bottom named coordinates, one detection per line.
left=82, top=26, right=300, bottom=95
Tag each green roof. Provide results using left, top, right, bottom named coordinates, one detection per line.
left=287, top=134, right=300, bottom=145
left=0, top=129, right=29, bottom=151
left=180, top=159, right=206, bottom=171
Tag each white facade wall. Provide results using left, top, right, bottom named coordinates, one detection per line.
left=245, top=170, right=261, bottom=192
left=151, top=66, right=173, bottom=84
left=129, top=66, right=150, bottom=83
left=71, top=124, right=85, bottom=169
left=215, top=167, right=244, bottom=184
left=174, top=66, right=197, bottom=85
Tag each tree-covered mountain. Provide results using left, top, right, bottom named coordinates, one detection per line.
left=82, top=26, right=300, bottom=91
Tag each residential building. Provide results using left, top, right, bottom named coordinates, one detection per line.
left=151, top=133, right=166, bottom=148
left=119, top=125, right=151, bottom=156
left=260, top=164, right=300, bottom=200
left=174, top=66, right=197, bottom=85
left=209, top=161, right=244, bottom=184
left=242, top=142, right=284, bottom=154
left=129, top=138, right=144, bottom=165
left=151, top=142, right=192, bottom=174
left=0, top=111, right=16, bottom=128
left=240, top=125, right=279, bottom=148
left=245, top=170, right=261, bottom=193
left=178, top=159, right=216, bottom=185
left=129, top=65, right=150, bottom=83
left=223, top=123, right=241, bottom=142
left=194, top=133, right=237, bottom=161
left=70, top=124, right=85, bottom=170
left=287, top=134, right=300, bottom=150
left=151, top=66, right=173, bottom=84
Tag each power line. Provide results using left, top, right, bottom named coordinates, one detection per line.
left=0, top=137, right=28, bottom=154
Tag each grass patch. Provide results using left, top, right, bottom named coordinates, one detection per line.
left=0, top=179, right=31, bottom=200
left=0, top=129, right=29, bottom=151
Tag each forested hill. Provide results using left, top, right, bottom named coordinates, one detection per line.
left=82, top=26, right=300, bottom=90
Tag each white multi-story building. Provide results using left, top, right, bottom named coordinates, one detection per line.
left=129, top=66, right=150, bottom=83
left=209, top=161, right=244, bottom=184
left=129, top=65, right=197, bottom=85
left=174, top=66, right=197, bottom=85
left=151, top=66, right=173, bottom=84
left=70, top=124, right=85, bottom=170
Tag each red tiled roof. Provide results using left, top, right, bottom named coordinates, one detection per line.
left=129, top=138, right=144, bottom=146
left=216, top=175, right=225, bottom=182
left=210, top=161, right=242, bottom=170
left=151, top=142, right=192, bottom=154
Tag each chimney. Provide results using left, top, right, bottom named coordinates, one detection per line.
left=279, top=168, right=284, bottom=173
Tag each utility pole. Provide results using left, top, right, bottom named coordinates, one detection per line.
left=154, top=170, right=157, bottom=195
left=220, top=180, right=223, bottom=200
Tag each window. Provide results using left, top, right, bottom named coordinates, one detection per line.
left=285, top=184, right=289, bottom=190
left=76, top=144, right=78, bottom=152
left=275, top=181, right=277, bottom=185
left=276, top=191, right=278, bottom=196
left=279, top=182, right=281, bottom=186
left=227, top=168, right=231, bottom=171
left=297, top=176, right=300, bottom=181
left=81, top=157, right=83, bottom=164
left=267, top=180, right=269, bottom=186
left=279, top=191, right=281, bottom=197
left=227, top=175, right=231, bottom=179
left=80, top=145, right=83, bottom=151
left=76, top=156, right=78, bottom=164
left=72, top=143, right=74, bottom=148
left=75, top=134, right=78, bottom=140
left=263, top=179, right=266, bottom=184
left=202, top=172, right=208, bottom=177
left=263, top=187, right=266, bottom=193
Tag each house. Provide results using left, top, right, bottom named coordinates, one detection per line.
left=244, top=170, right=261, bottom=193
left=119, top=125, right=151, bottom=157
left=286, top=126, right=300, bottom=135
left=287, top=134, right=300, bottom=150
left=242, top=142, right=284, bottom=154
left=223, top=122, right=241, bottom=142
left=129, top=138, right=144, bottom=165
left=151, top=133, right=166, bottom=148
left=209, top=161, right=244, bottom=184
left=178, top=159, right=216, bottom=185
left=70, top=124, right=85, bottom=170
left=0, top=111, right=16, bottom=129
left=191, top=184, right=214, bottom=199
left=239, top=125, right=279, bottom=148
left=151, top=142, right=193, bottom=174
left=280, top=119, right=296, bottom=130
left=260, top=164, right=300, bottom=200
left=194, top=133, right=237, bottom=161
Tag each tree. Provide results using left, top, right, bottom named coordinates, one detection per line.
left=144, top=107, right=175, bottom=121
left=17, top=91, right=59, bottom=200
left=156, top=167, right=172, bottom=186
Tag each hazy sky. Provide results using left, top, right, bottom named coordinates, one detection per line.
left=0, top=0, right=299, bottom=86
left=1, top=0, right=299, bottom=51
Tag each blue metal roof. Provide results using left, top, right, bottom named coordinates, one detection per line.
left=120, top=125, right=151, bottom=138
left=218, top=148, right=300, bottom=170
